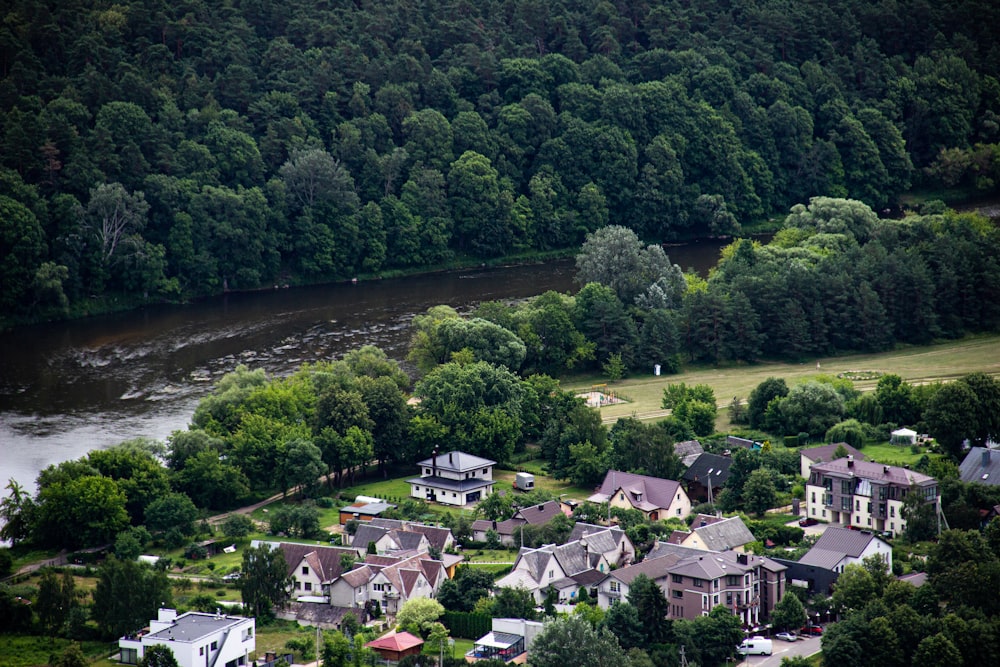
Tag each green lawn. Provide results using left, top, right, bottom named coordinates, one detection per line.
left=857, top=442, right=930, bottom=467
left=0, top=636, right=113, bottom=667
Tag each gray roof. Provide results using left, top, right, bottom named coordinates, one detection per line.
left=799, top=526, right=885, bottom=567
left=279, top=543, right=357, bottom=582
left=674, top=440, right=705, bottom=467
left=810, top=458, right=936, bottom=486
left=147, top=612, right=248, bottom=642
left=514, top=502, right=564, bottom=525
left=690, top=516, right=755, bottom=551
left=569, top=522, right=627, bottom=545
left=352, top=524, right=389, bottom=549
left=959, top=447, right=1000, bottom=485
left=682, top=453, right=732, bottom=487
left=407, top=476, right=494, bottom=492
left=646, top=541, right=708, bottom=561
left=577, top=529, right=618, bottom=555
left=801, top=443, right=866, bottom=466
left=416, top=451, right=496, bottom=473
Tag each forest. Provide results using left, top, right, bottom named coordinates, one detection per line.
left=2, top=0, right=1000, bottom=323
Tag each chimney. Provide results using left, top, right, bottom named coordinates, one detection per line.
left=737, top=553, right=748, bottom=565
left=883, top=465, right=889, bottom=474
left=449, top=452, right=454, bottom=464
left=847, top=455, right=854, bottom=467
left=984, top=450, right=992, bottom=467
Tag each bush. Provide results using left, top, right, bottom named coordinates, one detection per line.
left=314, top=497, right=335, bottom=508
left=184, top=543, right=208, bottom=560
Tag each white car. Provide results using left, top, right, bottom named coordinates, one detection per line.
left=774, top=632, right=798, bottom=642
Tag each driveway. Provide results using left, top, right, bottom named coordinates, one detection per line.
left=738, top=636, right=822, bottom=667
left=786, top=518, right=829, bottom=537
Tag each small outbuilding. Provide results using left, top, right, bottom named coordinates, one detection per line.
left=890, top=428, right=918, bottom=445
left=365, top=630, right=424, bottom=662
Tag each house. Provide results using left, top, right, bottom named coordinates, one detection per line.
left=598, top=544, right=787, bottom=626
left=327, top=551, right=449, bottom=615
left=566, top=522, right=636, bottom=568
left=589, top=470, right=691, bottom=521
left=279, top=543, right=360, bottom=602
left=365, top=630, right=424, bottom=662
left=472, top=501, right=567, bottom=546
left=495, top=539, right=610, bottom=603
left=727, top=436, right=761, bottom=450
left=805, top=456, right=939, bottom=537
left=338, top=496, right=397, bottom=524
left=770, top=556, right=841, bottom=596
left=674, top=440, right=705, bottom=467
left=467, top=618, right=545, bottom=664
left=369, top=519, right=456, bottom=552
left=799, top=443, right=866, bottom=479
left=408, top=450, right=496, bottom=506
left=118, top=608, right=255, bottom=667
left=959, top=447, right=1000, bottom=486
left=797, top=526, right=892, bottom=573
left=682, top=453, right=732, bottom=503
left=679, top=515, right=755, bottom=553
left=351, top=523, right=430, bottom=556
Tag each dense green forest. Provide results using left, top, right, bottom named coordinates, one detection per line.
left=2, top=0, right=1000, bottom=323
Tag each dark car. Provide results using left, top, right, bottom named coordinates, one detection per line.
left=799, top=517, right=818, bottom=527
left=800, top=625, right=823, bottom=636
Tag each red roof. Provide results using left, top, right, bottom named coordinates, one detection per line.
left=365, top=631, right=424, bottom=652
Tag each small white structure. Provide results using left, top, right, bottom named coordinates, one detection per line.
left=891, top=428, right=918, bottom=445
left=118, top=609, right=255, bottom=667
left=514, top=472, right=535, bottom=491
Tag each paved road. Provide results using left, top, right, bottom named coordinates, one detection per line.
left=739, top=635, right=822, bottom=667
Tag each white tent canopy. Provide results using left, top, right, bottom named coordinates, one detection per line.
left=891, top=428, right=917, bottom=444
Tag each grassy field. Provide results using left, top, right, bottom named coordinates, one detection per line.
left=0, top=636, right=113, bottom=667
left=564, top=334, right=1000, bottom=424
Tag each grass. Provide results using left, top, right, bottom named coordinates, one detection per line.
left=564, top=334, right=1000, bottom=425
left=0, top=636, right=113, bottom=667
left=255, top=621, right=314, bottom=660
left=856, top=443, right=929, bottom=467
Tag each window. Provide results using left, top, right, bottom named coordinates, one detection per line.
left=424, top=468, right=431, bottom=475
left=855, top=500, right=860, bottom=511
left=465, top=473, right=470, bottom=479
left=482, top=468, right=487, bottom=474
left=672, top=574, right=683, bottom=584
left=374, top=583, right=385, bottom=592
left=726, top=575, right=740, bottom=586
left=811, top=492, right=815, bottom=502
left=619, top=492, right=625, bottom=501
left=302, top=566, right=309, bottom=575
left=677, top=508, right=682, bottom=515
left=890, top=506, right=895, bottom=517
left=304, top=582, right=312, bottom=591
left=841, top=498, right=851, bottom=511
left=811, top=508, right=816, bottom=516
left=714, top=594, right=719, bottom=605
left=867, top=518, right=872, bottom=525
left=548, top=570, right=554, bottom=579
left=693, top=578, right=704, bottom=588
left=712, top=579, right=719, bottom=590
left=925, top=486, right=937, bottom=500
left=726, top=592, right=733, bottom=605
left=841, top=480, right=852, bottom=494
left=415, top=485, right=419, bottom=491
left=211, top=641, right=218, bottom=651
left=856, top=516, right=861, bottom=524
left=199, top=648, right=205, bottom=656
left=673, top=590, right=683, bottom=598
left=610, top=581, right=620, bottom=593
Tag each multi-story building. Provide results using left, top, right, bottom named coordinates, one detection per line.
left=597, top=544, right=786, bottom=627
left=805, top=455, right=939, bottom=537
left=119, top=609, right=254, bottom=667
left=408, top=450, right=496, bottom=506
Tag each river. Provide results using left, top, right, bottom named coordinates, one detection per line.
left=0, top=241, right=729, bottom=493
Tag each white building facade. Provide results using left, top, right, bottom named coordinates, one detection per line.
left=119, top=609, right=255, bottom=667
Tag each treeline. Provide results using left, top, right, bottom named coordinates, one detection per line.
left=3, top=0, right=1000, bottom=322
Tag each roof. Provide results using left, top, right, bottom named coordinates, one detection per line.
left=353, top=524, right=390, bottom=549
left=285, top=602, right=362, bottom=627
left=959, top=447, right=1000, bottom=485
left=589, top=470, right=683, bottom=512
left=146, top=612, right=248, bottom=642
left=416, top=451, right=496, bottom=473
left=609, top=552, right=684, bottom=585
left=798, top=527, right=885, bottom=569
left=279, top=543, right=357, bottom=582
left=682, top=453, right=732, bottom=487
left=810, top=457, right=936, bottom=486
left=472, top=518, right=521, bottom=537
left=674, top=440, right=704, bottom=466
left=475, top=631, right=523, bottom=649
left=340, top=501, right=395, bottom=516
left=514, top=501, right=565, bottom=525
left=897, top=572, right=927, bottom=587
left=689, top=516, right=755, bottom=551
left=366, top=631, right=424, bottom=652
left=801, top=443, right=866, bottom=466
left=569, top=522, right=627, bottom=545
left=407, top=476, right=494, bottom=492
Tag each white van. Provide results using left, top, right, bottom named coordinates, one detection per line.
left=737, top=637, right=773, bottom=656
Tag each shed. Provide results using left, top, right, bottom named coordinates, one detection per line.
left=890, top=428, right=917, bottom=445
left=365, top=631, right=424, bottom=662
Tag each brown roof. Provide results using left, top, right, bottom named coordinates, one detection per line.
left=514, top=501, right=565, bottom=525
left=366, top=631, right=424, bottom=652
left=802, top=443, right=866, bottom=465
left=279, top=543, right=357, bottom=583
left=590, top=470, right=683, bottom=513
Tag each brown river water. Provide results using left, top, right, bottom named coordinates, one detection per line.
left=0, top=241, right=728, bottom=493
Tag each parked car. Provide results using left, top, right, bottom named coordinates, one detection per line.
left=222, top=572, right=241, bottom=581
left=800, top=625, right=823, bottom=636
left=774, top=632, right=798, bottom=642
left=737, top=638, right=773, bottom=656
left=799, top=517, right=818, bottom=527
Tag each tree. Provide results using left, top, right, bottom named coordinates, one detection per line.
left=240, top=545, right=292, bottom=620
left=0, top=195, right=45, bottom=312
left=528, top=615, right=629, bottom=667
left=768, top=381, right=846, bottom=438
left=36, top=568, right=76, bottom=634
left=747, top=377, right=789, bottom=430
left=138, top=645, right=180, bottom=667
left=279, top=439, right=326, bottom=498
left=491, top=587, right=538, bottom=620
left=144, top=493, right=198, bottom=536
left=395, top=597, right=444, bottom=637
left=825, top=419, right=866, bottom=450
left=115, top=526, right=150, bottom=561
left=924, top=381, right=979, bottom=459
left=831, top=564, right=876, bottom=614
left=50, top=643, right=87, bottom=667
left=600, top=602, right=645, bottom=651
left=92, top=557, right=173, bottom=639
left=626, top=574, right=670, bottom=645
left=33, top=475, right=130, bottom=548
left=221, top=514, right=255, bottom=540
left=474, top=492, right=517, bottom=522
left=0, top=478, right=36, bottom=546
left=912, top=633, right=963, bottom=667
left=575, top=225, right=684, bottom=305
left=743, top=468, right=779, bottom=516
left=769, top=588, right=807, bottom=631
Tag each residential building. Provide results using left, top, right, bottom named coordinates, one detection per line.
left=598, top=544, right=786, bottom=626
left=799, top=443, right=866, bottom=479
left=805, top=456, right=939, bottom=537
left=797, top=526, right=892, bottom=573
left=279, top=543, right=360, bottom=602
left=119, top=609, right=254, bottom=667
left=495, top=539, right=611, bottom=603
left=327, top=551, right=448, bottom=615
left=589, top=470, right=691, bottom=521
left=338, top=498, right=396, bottom=524
left=351, top=523, right=429, bottom=556
left=674, top=440, right=705, bottom=467
left=679, top=515, right=755, bottom=553
left=471, top=501, right=566, bottom=546
left=408, top=451, right=496, bottom=506
left=682, top=453, right=732, bottom=503
left=566, top=522, right=636, bottom=568
left=959, top=447, right=1000, bottom=486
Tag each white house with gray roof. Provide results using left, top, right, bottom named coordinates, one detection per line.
left=408, top=450, right=496, bottom=506
left=495, top=539, right=611, bottom=603
left=118, top=609, right=254, bottom=667
left=797, top=526, right=892, bottom=573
